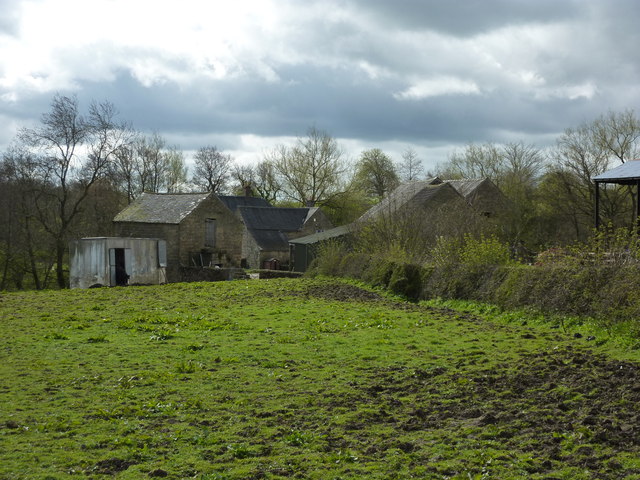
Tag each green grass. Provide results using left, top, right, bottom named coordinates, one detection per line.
left=1, top=277, right=640, bottom=479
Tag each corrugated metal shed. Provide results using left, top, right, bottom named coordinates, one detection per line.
left=288, top=225, right=353, bottom=272
left=113, top=193, right=211, bottom=224
left=592, top=160, right=640, bottom=184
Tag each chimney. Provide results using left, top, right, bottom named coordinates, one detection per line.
left=244, top=184, right=253, bottom=197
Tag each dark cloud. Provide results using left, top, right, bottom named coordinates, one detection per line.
left=3, top=0, right=640, bottom=169
left=70, top=59, right=606, bottom=156
left=349, top=0, right=581, bottom=36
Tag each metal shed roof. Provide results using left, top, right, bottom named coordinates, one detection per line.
left=592, top=160, right=640, bottom=184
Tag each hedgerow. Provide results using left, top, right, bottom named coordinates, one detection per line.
left=308, top=228, right=640, bottom=329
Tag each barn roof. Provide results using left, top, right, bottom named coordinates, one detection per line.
left=443, top=179, right=487, bottom=199
left=113, top=192, right=211, bottom=224
left=218, top=195, right=271, bottom=212
left=238, top=206, right=313, bottom=251
left=358, top=179, right=457, bottom=222
left=237, top=206, right=311, bottom=232
left=592, top=160, right=640, bottom=184
left=247, top=229, right=290, bottom=251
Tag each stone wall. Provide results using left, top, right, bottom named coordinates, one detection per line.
left=179, top=196, right=244, bottom=267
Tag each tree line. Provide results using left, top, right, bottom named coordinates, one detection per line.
left=1, top=94, right=639, bottom=289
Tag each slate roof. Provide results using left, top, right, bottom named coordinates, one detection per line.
left=592, top=160, right=640, bottom=184
left=358, top=179, right=454, bottom=222
left=218, top=195, right=271, bottom=212
left=238, top=206, right=313, bottom=251
left=238, top=206, right=311, bottom=232
left=247, top=229, right=290, bottom=251
left=113, top=192, right=211, bottom=224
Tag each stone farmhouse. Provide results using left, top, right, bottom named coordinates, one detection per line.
left=112, top=192, right=244, bottom=282
left=102, top=192, right=332, bottom=283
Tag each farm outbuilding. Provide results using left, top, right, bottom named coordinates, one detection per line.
left=113, top=192, right=244, bottom=280
left=235, top=206, right=334, bottom=269
left=69, top=237, right=167, bottom=289
left=289, top=224, right=352, bottom=272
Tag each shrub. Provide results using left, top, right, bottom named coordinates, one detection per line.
left=388, top=263, right=423, bottom=300
left=337, top=252, right=370, bottom=279
left=459, top=234, right=513, bottom=267
left=307, top=239, right=349, bottom=277
left=361, top=257, right=396, bottom=288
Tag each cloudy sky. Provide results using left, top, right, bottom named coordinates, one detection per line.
left=2, top=0, right=640, bottom=170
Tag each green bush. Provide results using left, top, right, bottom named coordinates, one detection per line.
left=337, top=252, right=371, bottom=279
left=388, top=263, right=423, bottom=300
left=307, top=239, right=348, bottom=277
left=459, top=234, right=513, bottom=267
left=361, top=257, right=396, bottom=288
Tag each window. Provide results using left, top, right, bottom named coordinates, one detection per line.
left=205, top=219, right=216, bottom=247
left=157, top=240, right=167, bottom=267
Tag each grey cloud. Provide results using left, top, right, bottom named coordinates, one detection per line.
left=346, top=0, right=581, bottom=36
left=4, top=0, right=640, bottom=164
left=74, top=60, right=603, bottom=153
left=0, top=0, right=22, bottom=37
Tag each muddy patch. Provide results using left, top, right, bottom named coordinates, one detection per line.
left=320, top=345, right=640, bottom=478
left=304, top=283, right=386, bottom=303
left=91, top=457, right=137, bottom=474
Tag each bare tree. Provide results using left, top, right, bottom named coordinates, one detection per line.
left=111, top=142, right=138, bottom=203
left=192, top=146, right=232, bottom=193
left=135, top=132, right=168, bottom=194
left=398, top=147, right=424, bottom=182
left=441, top=143, right=503, bottom=182
left=18, top=94, right=131, bottom=288
left=0, top=147, right=53, bottom=289
left=232, top=160, right=282, bottom=203
left=110, top=132, right=188, bottom=199
left=593, top=110, right=640, bottom=164
left=548, top=112, right=638, bottom=231
left=437, top=141, right=546, bottom=245
left=271, top=127, right=347, bottom=206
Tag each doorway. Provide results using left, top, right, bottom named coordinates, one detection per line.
left=109, top=248, right=131, bottom=286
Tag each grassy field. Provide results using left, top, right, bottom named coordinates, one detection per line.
left=1, top=277, right=640, bottom=479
